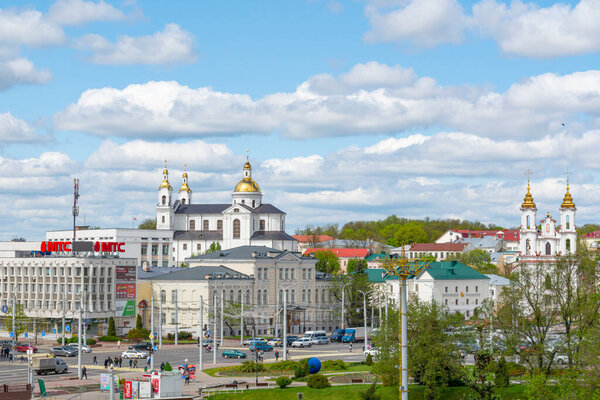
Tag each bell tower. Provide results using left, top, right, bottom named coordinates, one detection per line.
left=157, top=160, right=174, bottom=229
left=559, top=176, right=576, bottom=254
left=519, top=177, right=538, bottom=256
left=178, top=164, right=192, bottom=205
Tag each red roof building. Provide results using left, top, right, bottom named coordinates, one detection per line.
left=303, top=248, right=371, bottom=273
left=292, top=235, right=335, bottom=243
left=406, top=242, right=471, bottom=261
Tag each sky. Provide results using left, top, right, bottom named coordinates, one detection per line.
left=2, top=0, right=600, bottom=240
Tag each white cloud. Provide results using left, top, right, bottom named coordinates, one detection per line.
left=0, top=9, right=64, bottom=47
left=364, top=0, right=467, bottom=46
left=473, top=0, right=600, bottom=58
left=0, top=58, right=52, bottom=91
left=54, top=62, right=600, bottom=139
left=0, top=112, right=47, bottom=142
left=48, top=0, right=125, bottom=25
left=73, top=23, right=197, bottom=65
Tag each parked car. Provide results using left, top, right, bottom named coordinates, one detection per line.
left=121, top=349, right=148, bottom=359
left=50, top=346, right=77, bottom=357
left=128, top=342, right=152, bottom=351
left=267, top=338, right=282, bottom=347
left=291, top=338, right=313, bottom=348
left=249, top=341, right=273, bottom=352
left=67, top=343, right=92, bottom=353
left=285, top=336, right=299, bottom=346
left=0, top=340, right=14, bottom=349
left=330, top=329, right=345, bottom=342
left=242, top=337, right=266, bottom=346
left=311, top=336, right=330, bottom=345
left=16, top=343, right=37, bottom=353
left=222, top=349, right=247, bottom=359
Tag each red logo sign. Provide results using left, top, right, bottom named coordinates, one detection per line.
left=94, top=242, right=125, bottom=252
left=124, top=381, right=132, bottom=399
left=40, top=241, right=71, bottom=252
left=40, top=241, right=125, bottom=253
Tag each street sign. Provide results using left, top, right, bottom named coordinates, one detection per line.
left=27, top=349, right=33, bottom=356
left=9, top=332, right=13, bottom=338
left=66, top=325, right=70, bottom=333
left=206, top=330, right=211, bottom=338
left=41, top=331, right=45, bottom=337
left=24, top=332, right=28, bottom=338
left=153, top=345, right=158, bottom=352
left=1, top=305, right=7, bottom=313
left=149, top=333, right=154, bottom=340
left=52, top=329, right=57, bottom=334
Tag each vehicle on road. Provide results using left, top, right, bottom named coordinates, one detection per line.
left=341, top=327, right=371, bottom=343
left=67, top=343, right=92, bottom=353
left=284, top=336, right=299, bottom=346
left=128, top=342, right=153, bottom=351
left=249, top=341, right=273, bottom=352
left=267, top=338, right=282, bottom=347
left=242, top=337, right=266, bottom=346
left=555, top=354, right=568, bottom=365
left=121, top=349, right=148, bottom=359
left=330, top=329, right=345, bottom=342
left=303, top=330, right=328, bottom=345
left=222, top=349, right=247, bottom=359
left=312, top=336, right=330, bottom=345
left=202, top=339, right=214, bottom=347
left=0, top=340, right=14, bottom=349
left=291, top=338, right=313, bottom=348
left=364, top=348, right=380, bottom=357
left=16, top=343, right=37, bottom=353
left=33, top=357, right=68, bottom=375
left=50, top=346, right=77, bottom=357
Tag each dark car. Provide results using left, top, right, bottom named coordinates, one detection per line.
left=285, top=336, right=299, bottom=346
left=129, top=342, right=153, bottom=351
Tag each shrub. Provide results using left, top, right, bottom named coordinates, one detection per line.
left=366, top=354, right=374, bottom=366
left=238, top=361, right=265, bottom=373
left=127, top=328, right=151, bottom=340
left=67, top=336, right=78, bottom=344
left=294, top=362, right=307, bottom=379
left=306, top=373, right=330, bottom=389
left=136, top=314, right=143, bottom=330
left=276, top=376, right=292, bottom=389
left=322, top=359, right=347, bottom=371
left=359, top=382, right=381, bottom=400
left=166, top=331, right=193, bottom=341
left=269, top=360, right=298, bottom=372
left=99, top=336, right=120, bottom=342
left=86, top=338, right=97, bottom=345
left=164, top=362, right=173, bottom=372
left=494, top=357, right=510, bottom=387
left=108, top=317, right=116, bottom=337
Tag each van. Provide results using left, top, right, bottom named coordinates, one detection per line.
left=341, top=328, right=356, bottom=343
left=330, top=329, right=345, bottom=342
left=302, top=330, right=327, bottom=340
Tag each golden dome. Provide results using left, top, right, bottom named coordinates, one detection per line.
left=561, top=182, right=575, bottom=208
left=179, top=182, right=191, bottom=193
left=234, top=178, right=261, bottom=192
left=159, top=160, right=172, bottom=190
left=521, top=182, right=536, bottom=208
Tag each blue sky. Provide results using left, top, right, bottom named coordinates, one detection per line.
left=2, top=0, right=600, bottom=240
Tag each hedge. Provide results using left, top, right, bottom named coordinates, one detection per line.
left=99, top=335, right=120, bottom=342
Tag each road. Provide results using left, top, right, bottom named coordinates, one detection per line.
left=0, top=339, right=367, bottom=384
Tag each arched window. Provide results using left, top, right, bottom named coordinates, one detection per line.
left=252, top=200, right=256, bottom=208
left=291, top=289, right=295, bottom=304
left=203, top=220, right=209, bottom=230
left=545, top=242, right=551, bottom=255
left=526, top=215, right=530, bottom=228
left=566, top=238, right=571, bottom=252
left=302, top=289, right=306, bottom=303
left=181, top=199, right=186, bottom=204
left=217, top=220, right=223, bottom=230
left=322, top=289, right=326, bottom=303
left=307, top=289, right=311, bottom=304
left=233, top=219, right=240, bottom=238
left=257, top=290, right=262, bottom=305
left=189, top=220, right=195, bottom=230
left=241, top=199, right=245, bottom=204
left=260, top=220, right=265, bottom=231
left=162, top=195, right=166, bottom=205
left=263, top=290, right=267, bottom=305
left=237, top=290, right=242, bottom=303
left=566, top=215, right=571, bottom=230
left=229, top=290, right=234, bottom=302
left=315, top=289, right=319, bottom=304
left=526, top=239, right=531, bottom=254
left=160, top=290, right=166, bottom=302
left=161, top=216, right=165, bottom=224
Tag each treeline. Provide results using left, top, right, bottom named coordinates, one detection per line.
left=296, top=216, right=508, bottom=247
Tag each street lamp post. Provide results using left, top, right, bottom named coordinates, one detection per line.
left=174, top=290, right=178, bottom=346
left=357, top=290, right=369, bottom=348
left=150, top=292, right=154, bottom=370
left=340, top=282, right=351, bottom=330
left=240, top=293, right=244, bottom=346
left=199, top=294, right=203, bottom=372
left=378, top=248, right=432, bottom=400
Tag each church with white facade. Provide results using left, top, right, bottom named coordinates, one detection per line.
left=518, top=179, right=577, bottom=268
left=156, top=157, right=298, bottom=265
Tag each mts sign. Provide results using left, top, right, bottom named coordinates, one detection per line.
left=40, top=241, right=125, bottom=253
left=94, top=241, right=125, bottom=253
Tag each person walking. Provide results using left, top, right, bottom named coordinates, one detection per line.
left=160, top=361, right=165, bottom=371
left=184, top=369, right=190, bottom=385
left=93, top=355, right=97, bottom=366
left=129, top=359, right=133, bottom=368
left=349, top=343, right=352, bottom=352
left=81, top=366, right=87, bottom=380
left=117, top=340, right=121, bottom=349
left=133, top=358, right=138, bottom=369
left=119, top=357, right=123, bottom=368
left=274, top=349, right=279, bottom=362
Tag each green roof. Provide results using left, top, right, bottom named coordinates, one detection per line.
left=365, top=253, right=388, bottom=261
left=366, top=268, right=386, bottom=283
left=422, top=261, right=490, bottom=280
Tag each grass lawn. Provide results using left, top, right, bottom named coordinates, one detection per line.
left=205, top=384, right=526, bottom=399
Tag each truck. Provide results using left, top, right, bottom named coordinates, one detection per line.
left=330, top=329, right=345, bottom=342
left=341, top=327, right=372, bottom=343
left=32, top=357, right=69, bottom=375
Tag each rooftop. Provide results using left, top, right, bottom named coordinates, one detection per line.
left=410, top=243, right=469, bottom=252
left=422, top=261, right=490, bottom=281
left=303, top=248, right=370, bottom=258
left=144, top=265, right=251, bottom=281
left=188, top=245, right=304, bottom=261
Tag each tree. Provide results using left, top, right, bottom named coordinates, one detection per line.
left=138, top=218, right=157, bottom=229
left=7, top=304, right=30, bottom=340
left=329, top=270, right=374, bottom=327
left=466, top=350, right=498, bottom=399
left=313, top=250, right=340, bottom=274
left=108, top=316, right=116, bottom=337
left=454, top=250, right=498, bottom=274
left=347, top=259, right=367, bottom=274
left=388, top=222, right=428, bottom=247
left=205, top=242, right=222, bottom=254
left=136, top=314, right=143, bottom=330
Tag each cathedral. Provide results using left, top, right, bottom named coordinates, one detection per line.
left=518, top=179, right=577, bottom=265
left=156, top=157, right=298, bottom=265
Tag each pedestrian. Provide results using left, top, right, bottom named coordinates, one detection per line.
left=147, top=356, right=151, bottom=368
left=20, top=355, right=25, bottom=363
left=114, top=356, right=118, bottom=366
left=104, top=358, right=108, bottom=369
left=349, top=343, right=352, bottom=352
left=133, top=358, right=138, bottom=369
left=119, top=357, right=123, bottom=368
left=93, top=355, right=97, bottom=366
left=81, top=366, right=87, bottom=380
left=160, top=361, right=165, bottom=371
left=184, top=369, right=190, bottom=385
left=129, top=359, right=133, bottom=368
left=117, top=340, right=121, bottom=349
left=275, top=349, right=279, bottom=362
left=9, top=352, right=13, bottom=362
left=286, top=348, right=290, bottom=359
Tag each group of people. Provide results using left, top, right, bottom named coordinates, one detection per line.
left=101, top=356, right=123, bottom=368
left=1, top=348, right=14, bottom=361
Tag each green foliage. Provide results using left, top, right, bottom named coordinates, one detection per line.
left=347, top=259, right=367, bottom=274
left=329, top=273, right=374, bottom=327
left=127, top=328, right=151, bottom=340
left=205, top=242, right=222, bottom=254
left=306, top=373, right=331, bottom=389
left=365, top=353, right=374, bottom=366
left=99, top=335, right=119, bottom=342
left=359, top=382, right=381, bottom=400
left=387, top=222, right=428, bottom=247
left=138, top=218, right=157, bottom=229
left=136, top=314, right=143, bottom=330
left=166, top=331, right=193, bottom=340
left=275, top=376, right=292, bottom=389
left=86, top=338, right=97, bottom=345
left=269, top=360, right=299, bottom=372
left=313, top=250, right=341, bottom=274
left=238, top=361, right=265, bottom=373
left=164, top=362, right=173, bottom=372
left=453, top=249, right=498, bottom=274
left=294, top=362, right=307, bottom=379
left=322, top=359, right=347, bottom=371
left=7, top=304, right=29, bottom=340
left=67, top=336, right=79, bottom=344
left=493, top=357, right=509, bottom=388
left=294, top=224, right=340, bottom=239
left=108, top=317, right=116, bottom=337
left=466, top=350, right=498, bottom=399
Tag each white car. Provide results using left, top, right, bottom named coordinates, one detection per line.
left=242, top=337, right=266, bottom=346
left=121, top=349, right=148, bottom=359
left=364, top=348, right=380, bottom=357
left=291, top=338, right=313, bottom=348
left=311, top=337, right=330, bottom=345
left=67, top=343, right=92, bottom=353
left=267, top=338, right=283, bottom=347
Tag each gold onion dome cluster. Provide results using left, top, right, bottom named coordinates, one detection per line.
left=159, top=167, right=172, bottom=190
left=234, top=159, right=261, bottom=193
left=521, top=182, right=536, bottom=208
left=561, top=183, right=575, bottom=208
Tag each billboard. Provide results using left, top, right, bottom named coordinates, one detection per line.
left=116, top=300, right=136, bottom=317
left=116, top=283, right=136, bottom=299
left=116, top=266, right=136, bottom=281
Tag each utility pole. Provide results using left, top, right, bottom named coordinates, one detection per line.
left=371, top=300, right=374, bottom=333
left=150, top=292, right=154, bottom=370
left=174, top=290, right=178, bottom=346
left=274, top=290, right=279, bottom=339
left=62, top=284, right=66, bottom=346
left=199, top=295, right=203, bottom=372
left=220, top=288, right=224, bottom=346
left=72, top=179, right=79, bottom=244
left=283, top=289, right=288, bottom=361
left=212, top=290, right=217, bottom=365
left=341, top=287, right=345, bottom=330
left=82, top=288, right=87, bottom=348
left=358, top=290, right=368, bottom=348
left=12, top=293, right=16, bottom=343
left=109, top=365, right=115, bottom=400
left=159, top=291, right=163, bottom=350
left=77, top=304, right=82, bottom=379
left=240, top=293, right=244, bottom=346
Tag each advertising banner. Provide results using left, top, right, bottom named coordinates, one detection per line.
left=116, top=300, right=136, bottom=317
left=124, top=381, right=132, bottom=399
left=132, top=381, right=139, bottom=399
left=116, top=266, right=136, bottom=281
left=116, top=283, right=136, bottom=299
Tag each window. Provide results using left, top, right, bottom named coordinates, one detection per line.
left=566, top=238, right=571, bottom=252
left=233, top=219, right=240, bottom=239
left=246, top=289, right=250, bottom=305
left=455, top=299, right=458, bottom=305
left=445, top=299, right=448, bottom=305
left=141, top=246, right=148, bottom=256
left=566, top=215, right=570, bottom=230
left=307, top=289, right=312, bottom=304
left=291, top=268, right=295, bottom=280
left=181, top=199, right=186, bottom=204
left=260, top=220, right=265, bottom=230
left=162, top=195, right=166, bottom=205
left=291, top=289, right=295, bottom=304
left=203, top=220, right=209, bottom=230
left=526, top=215, right=531, bottom=228
left=189, top=220, right=195, bottom=230
left=302, top=269, right=306, bottom=280
left=183, top=244, right=187, bottom=250
left=466, top=299, right=469, bottom=305
left=263, top=290, right=267, bottom=305
left=152, top=244, right=158, bottom=255
left=161, top=313, right=166, bottom=324
left=237, top=290, right=242, bottom=303
left=307, top=270, right=311, bottom=280
left=279, top=290, right=283, bottom=304
left=279, top=269, right=283, bottom=280
left=217, top=220, right=223, bottom=230
left=545, top=242, right=551, bottom=255
left=475, top=286, right=478, bottom=292
left=285, top=269, right=289, bottom=280
left=196, top=244, right=201, bottom=251
left=466, top=286, right=469, bottom=293
left=171, top=290, right=177, bottom=302
left=415, top=284, right=419, bottom=292
left=445, top=286, right=448, bottom=293
left=229, top=290, right=234, bottom=302
left=302, top=289, right=306, bottom=303
left=475, top=299, right=478, bottom=305
left=171, top=313, right=177, bottom=324
left=455, top=286, right=458, bottom=293
left=252, top=200, right=256, bottom=208
left=257, top=290, right=262, bottom=305
left=322, top=289, right=326, bottom=303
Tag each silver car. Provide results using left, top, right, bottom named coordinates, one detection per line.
left=50, top=346, right=77, bottom=357
left=67, top=343, right=92, bottom=353
left=311, top=336, right=330, bottom=345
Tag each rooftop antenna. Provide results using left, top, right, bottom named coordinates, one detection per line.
left=73, top=179, right=80, bottom=246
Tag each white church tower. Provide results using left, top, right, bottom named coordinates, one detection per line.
left=157, top=161, right=174, bottom=229
left=178, top=165, right=192, bottom=205
left=559, top=180, right=577, bottom=254
left=231, top=154, right=263, bottom=208
left=519, top=180, right=537, bottom=256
